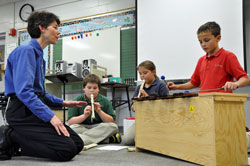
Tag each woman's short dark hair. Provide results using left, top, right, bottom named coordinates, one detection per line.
left=83, top=74, right=101, bottom=89
left=27, top=11, right=60, bottom=38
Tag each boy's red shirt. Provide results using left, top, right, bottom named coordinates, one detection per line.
left=190, top=48, right=249, bottom=93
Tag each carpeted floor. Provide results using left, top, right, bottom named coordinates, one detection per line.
left=0, top=144, right=200, bottom=166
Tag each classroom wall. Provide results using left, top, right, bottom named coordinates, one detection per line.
left=234, top=86, right=250, bottom=127
left=0, top=0, right=135, bottom=32
left=1, top=0, right=250, bottom=129
left=244, top=0, right=250, bottom=74
left=243, top=1, right=250, bottom=128
left=0, top=0, right=135, bottom=71
left=0, top=0, right=135, bottom=86
left=137, top=0, right=246, bottom=80
left=0, top=0, right=135, bottom=127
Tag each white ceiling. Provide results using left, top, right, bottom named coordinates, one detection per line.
left=0, top=0, right=24, bottom=6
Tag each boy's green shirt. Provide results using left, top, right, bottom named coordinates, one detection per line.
left=67, top=93, right=116, bottom=124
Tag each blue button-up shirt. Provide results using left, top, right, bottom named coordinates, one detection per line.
left=133, top=79, right=169, bottom=98
left=5, top=39, right=63, bottom=122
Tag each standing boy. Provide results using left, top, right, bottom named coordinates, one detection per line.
left=168, top=21, right=249, bottom=92
left=67, top=74, right=121, bottom=145
left=167, top=21, right=250, bottom=151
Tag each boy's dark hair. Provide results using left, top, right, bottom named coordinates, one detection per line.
left=197, top=21, right=221, bottom=37
left=27, top=11, right=60, bottom=38
left=83, top=74, right=101, bottom=89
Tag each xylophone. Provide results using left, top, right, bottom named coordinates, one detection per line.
left=133, top=92, right=198, bottom=101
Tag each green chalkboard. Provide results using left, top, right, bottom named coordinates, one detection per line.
left=53, top=39, right=62, bottom=72
left=121, top=28, right=136, bottom=85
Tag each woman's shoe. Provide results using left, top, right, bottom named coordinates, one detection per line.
left=0, top=125, right=13, bottom=160
left=0, top=149, right=11, bottom=160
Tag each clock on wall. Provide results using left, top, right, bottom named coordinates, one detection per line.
left=19, top=4, right=34, bottom=22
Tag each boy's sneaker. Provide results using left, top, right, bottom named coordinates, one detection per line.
left=109, top=133, right=122, bottom=144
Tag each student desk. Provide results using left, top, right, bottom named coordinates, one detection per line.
left=134, top=93, right=248, bottom=166
left=101, top=82, right=132, bottom=116
left=0, top=92, right=7, bottom=118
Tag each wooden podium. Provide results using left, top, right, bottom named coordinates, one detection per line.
left=135, top=93, right=248, bottom=166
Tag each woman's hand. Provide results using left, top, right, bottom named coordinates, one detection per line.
left=50, top=115, right=70, bottom=137
left=63, top=100, right=87, bottom=108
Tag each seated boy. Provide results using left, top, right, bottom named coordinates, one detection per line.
left=67, top=74, right=121, bottom=145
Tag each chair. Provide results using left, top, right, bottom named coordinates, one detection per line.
left=0, top=92, right=8, bottom=124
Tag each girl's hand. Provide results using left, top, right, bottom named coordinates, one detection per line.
left=131, top=104, right=135, bottom=112
left=140, top=89, right=148, bottom=97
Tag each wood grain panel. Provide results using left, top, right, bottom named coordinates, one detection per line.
left=135, top=93, right=248, bottom=166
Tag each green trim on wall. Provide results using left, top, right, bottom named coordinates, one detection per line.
left=120, top=28, right=136, bottom=85
left=65, top=84, right=82, bottom=91
left=53, top=39, right=62, bottom=72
